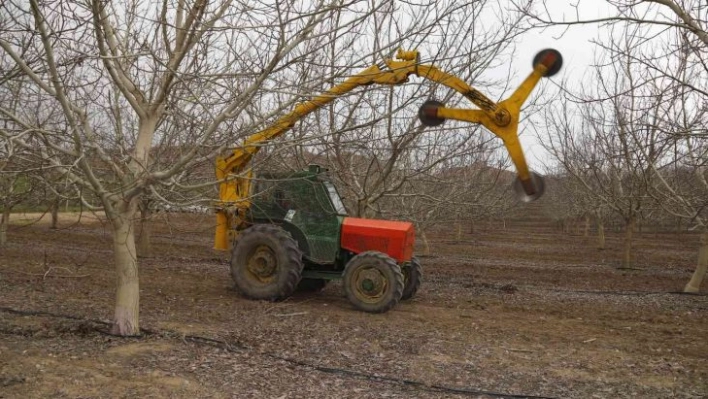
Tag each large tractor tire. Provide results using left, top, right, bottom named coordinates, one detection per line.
left=296, top=278, right=329, bottom=292
left=401, top=256, right=422, bottom=301
left=343, top=251, right=404, bottom=313
left=230, top=224, right=303, bottom=301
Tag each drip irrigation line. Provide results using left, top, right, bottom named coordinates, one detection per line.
left=0, top=306, right=558, bottom=399
left=541, top=289, right=708, bottom=297
left=0, top=306, right=109, bottom=324
left=430, top=278, right=708, bottom=297
left=264, top=352, right=557, bottom=399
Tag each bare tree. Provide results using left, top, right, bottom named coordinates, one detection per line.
left=645, top=35, right=708, bottom=292
left=529, top=0, right=708, bottom=286
left=0, top=0, right=394, bottom=335
left=0, top=70, right=45, bottom=247
left=0, top=142, right=34, bottom=247
left=540, top=34, right=672, bottom=268
left=395, top=157, right=516, bottom=254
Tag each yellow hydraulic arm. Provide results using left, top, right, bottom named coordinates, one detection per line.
left=215, top=49, right=562, bottom=250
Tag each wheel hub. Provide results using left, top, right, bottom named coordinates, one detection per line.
left=354, top=268, right=387, bottom=302
left=247, top=245, right=277, bottom=283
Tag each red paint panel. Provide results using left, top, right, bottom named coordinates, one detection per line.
left=340, top=217, right=415, bottom=263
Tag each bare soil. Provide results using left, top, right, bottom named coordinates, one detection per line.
left=1, top=211, right=706, bottom=398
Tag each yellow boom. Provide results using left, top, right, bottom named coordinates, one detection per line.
left=215, top=49, right=561, bottom=250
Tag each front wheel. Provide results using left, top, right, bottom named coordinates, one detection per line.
left=343, top=251, right=404, bottom=313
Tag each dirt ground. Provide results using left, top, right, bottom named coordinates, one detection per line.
left=1, top=211, right=706, bottom=398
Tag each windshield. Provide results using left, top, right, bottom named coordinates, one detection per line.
left=323, top=181, right=347, bottom=215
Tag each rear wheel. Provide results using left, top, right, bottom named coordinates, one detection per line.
left=401, top=256, right=422, bottom=300
left=343, top=251, right=404, bottom=313
left=230, top=224, right=303, bottom=300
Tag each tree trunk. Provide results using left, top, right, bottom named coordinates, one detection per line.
left=623, top=217, right=635, bottom=268
left=0, top=207, right=10, bottom=248
left=138, top=206, right=152, bottom=257
left=584, top=215, right=590, bottom=237
left=684, top=232, right=708, bottom=293
left=597, top=220, right=605, bottom=250
left=419, top=230, right=431, bottom=256
left=456, top=222, right=462, bottom=241
left=109, top=205, right=140, bottom=336
left=107, top=112, right=157, bottom=336
left=50, top=200, right=59, bottom=229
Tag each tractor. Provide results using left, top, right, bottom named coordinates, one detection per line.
left=232, top=164, right=420, bottom=312
left=214, top=49, right=562, bottom=312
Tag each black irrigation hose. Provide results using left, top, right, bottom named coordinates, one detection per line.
left=264, top=353, right=556, bottom=399
left=430, top=277, right=708, bottom=297
left=539, top=288, right=708, bottom=297
left=0, top=306, right=558, bottom=399
left=0, top=306, right=109, bottom=324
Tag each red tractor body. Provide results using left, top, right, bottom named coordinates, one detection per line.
left=340, top=218, right=415, bottom=263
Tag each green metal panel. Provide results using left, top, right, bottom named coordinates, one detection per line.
left=248, top=167, right=344, bottom=264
